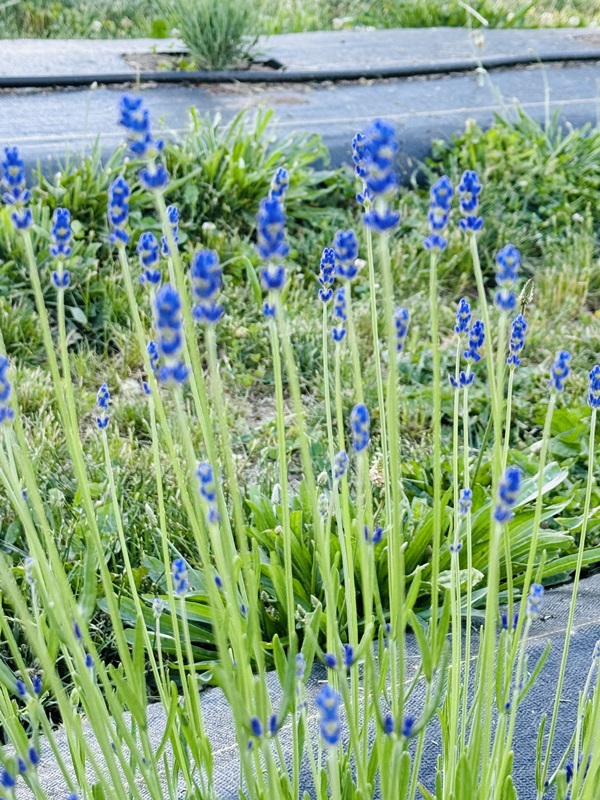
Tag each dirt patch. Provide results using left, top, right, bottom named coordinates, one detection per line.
left=123, top=51, right=283, bottom=74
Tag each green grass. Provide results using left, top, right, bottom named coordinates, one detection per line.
left=1, top=0, right=598, bottom=40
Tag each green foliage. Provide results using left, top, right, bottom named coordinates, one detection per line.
left=0, top=0, right=162, bottom=38
left=0, top=110, right=353, bottom=356
left=158, top=0, right=259, bottom=69
left=2, top=0, right=599, bottom=38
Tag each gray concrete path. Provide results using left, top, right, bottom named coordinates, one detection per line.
left=1, top=28, right=600, bottom=175
left=2, top=28, right=600, bottom=78
left=2, top=60, right=600, bottom=175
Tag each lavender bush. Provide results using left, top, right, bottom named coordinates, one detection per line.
left=0, top=95, right=598, bottom=800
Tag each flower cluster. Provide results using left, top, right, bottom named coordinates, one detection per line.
left=507, top=314, right=527, bottom=368
left=96, top=383, right=110, bottom=430
left=316, top=684, right=341, bottom=746
left=161, top=204, right=179, bottom=256
left=424, top=175, right=453, bottom=251
left=257, top=192, right=288, bottom=315
left=147, top=340, right=159, bottom=372
left=333, top=229, right=359, bottom=281
left=257, top=194, right=288, bottom=265
left=171, top=557, right=188, bottom=597
left=0, top=357, right=15, bottom=426
left=196, top=461, right=220, bottom=524
left=361, top=120, right=401, bottom=232
left=352, top=132, right=368, bottom=181
left=501, top=610, right=519, bottom=631
left=318, top=247, right=335, bottom=303
left=393, top=307, right=410, bottom=353
left=118, top=94, right=168, bottom=190
left=152, top=283, right=189, bottom=384
left=269, top=167, right=289, bottom=200
left=108, top=176, right=131, bottom=245
left=494, top=466, right=522, bottom=523
left=458, top=488, right=472, bottom=515
left=464, top=319, right=485, bottom=363
left=364, top=525, right=384, bottom=545
left=50, top=207, right=73, bottom=263
left=137, top=232, right=161, bottom=286
left=332, top=286, right=347, bottom=342
left=549, top=350, right=571, bottom=392
left=1, top=146, right=32, bottom=230
left=351, top=132, right=372, bottom=207
left=458, top=170, right=483, bottom=233
left=190, top=249, right=224, bottom=325
left=454, top=298, right=471, bottom=336
left=526, top=583, right=544, bottom=620
left=495, top=244, right=520, bottom=311
left=449, top=370, right=475, bottom=390
left=588, top=365, right=600, bottom=409
left=350, top=404, right=370, bottom=452
left=333, top=450, right=349, bottom=480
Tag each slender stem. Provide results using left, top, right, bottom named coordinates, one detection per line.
left=268, top=315, right=296, bottom=641
left=429, top=250, right=442, bottom=654
left=445, top=341, right=462, bottom=798
left=375, top=231, right=406, bottom=723
left=502, top=367, right=516, bottom=619
left=323, top=304, right=336, bottom=468
left=540, top=407, right=597, bottom=792
left=460, top=383, right=473, bottom=748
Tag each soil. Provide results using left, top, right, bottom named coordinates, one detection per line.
left=122, top=51, right=283, bottom=73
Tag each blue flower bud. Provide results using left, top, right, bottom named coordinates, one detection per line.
left=316, top=684, right=341, bottom=746
left=464, top=320, right=485, bottom=363
left=350, top=404, right=370, bottom=452
left=334, top=229, right=359, bottom=280
left=0, top=356, right=15, bottom=426
left=549, top=350, right=571, bottom=392
left=393, top=307, right=410, bottom=352
left=108, top=176, right=130, bottom=245
left=96, top=383, right=110, bottom=430
left=318, top=247, right=335, bottom=303
left=454, top=298, right=471, bottom=334
left=333, top=450, right=349, bottom=480
left=172, top=557, right=188, bottom=597
left=588, top=364, right=600, bottom=408
left=526, top=583, right=544, bottom=620
left=269, top=167, right=289, bottom=200
left=507, top=315, right=527, bottom=368
left=50, top=208, right=73, bottom=259
left=494, top=466, right=522, bottom=523
left=257, top=196, right=288, bottom=262
left=458, top=488, right=472, bottom=515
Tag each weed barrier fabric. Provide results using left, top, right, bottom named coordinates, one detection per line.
left=18, top=573, right=600, bottom=798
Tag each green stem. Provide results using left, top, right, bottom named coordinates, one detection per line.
left=445, top=341, right=462, bottom=798
left=429, top=250, right=442, bottom=655
left=460, top=383, right=474, bottom=749
left=268, top=315, right=296, bottom=642
left=540, top=406, right=597, bottom=793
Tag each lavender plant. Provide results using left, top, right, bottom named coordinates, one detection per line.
left=0, top=96, right=598, bottom=800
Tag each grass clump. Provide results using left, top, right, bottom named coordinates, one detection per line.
left=158, top=0, right=259, bottom=69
